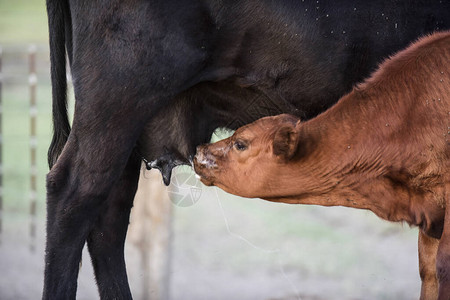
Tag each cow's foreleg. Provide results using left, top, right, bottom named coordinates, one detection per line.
left=86, top=152, right=141, bottom=299
left=419, top=230, right=439, bottom=300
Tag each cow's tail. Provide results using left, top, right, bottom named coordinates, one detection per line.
left=46, top=0, right=71, bottom=169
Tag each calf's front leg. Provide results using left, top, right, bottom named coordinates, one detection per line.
left=419, top=230, right=439, bottom=300
left=436, top=196, right=450, bottom=299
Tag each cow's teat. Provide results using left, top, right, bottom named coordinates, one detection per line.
left=146, top=151, right=187, bottom=186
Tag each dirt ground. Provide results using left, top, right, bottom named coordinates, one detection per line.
left=0, top=173, right=421, bottom=300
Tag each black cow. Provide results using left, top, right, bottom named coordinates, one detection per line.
left=44, top=0, right=449, bottom=299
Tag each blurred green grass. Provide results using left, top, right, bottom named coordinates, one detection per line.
left=0, top=0, right=51, bottom=214
left=2, top=55, right=53, bottom=214
left=0, top=0, right=48, bottom=45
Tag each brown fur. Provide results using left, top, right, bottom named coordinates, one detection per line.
left=194, top=31, right=450, bottom=299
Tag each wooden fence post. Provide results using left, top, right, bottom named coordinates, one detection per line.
left=0, top=45, right=3, bottom=246
left=128, top=168, right=173, bottom=300
left=29, top=45, right=37, bottom=252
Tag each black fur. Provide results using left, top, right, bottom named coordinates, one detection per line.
left=46, top=0, right=71, bottom=168
left=44, top=0, right=449, bottom=299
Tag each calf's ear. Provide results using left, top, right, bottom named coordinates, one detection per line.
left=273, top=120, right=301, bottom=161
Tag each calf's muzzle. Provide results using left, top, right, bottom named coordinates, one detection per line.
left=194, top=145, right=218, bottom=170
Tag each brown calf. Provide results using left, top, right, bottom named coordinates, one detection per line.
left=194, top=31, right=449, bottom=299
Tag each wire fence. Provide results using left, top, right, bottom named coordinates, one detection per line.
left=28, top=45, right=38, bottom=252
left=0, top=43, right=55, bottom=299
left=0, top=44, right=50, bottom=251
left=0, top=45, right=3, bottom=246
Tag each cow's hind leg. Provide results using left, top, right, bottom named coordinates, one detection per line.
left=43, top=113, right=145, bottom=300
left=418, top=230, right=439, bottom=300
left=86, top=152, right=141, bottom=299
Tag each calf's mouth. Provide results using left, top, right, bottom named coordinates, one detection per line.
left=193, top=146, right=219, bottom=186
left=194, top=146, right=218, bottom=169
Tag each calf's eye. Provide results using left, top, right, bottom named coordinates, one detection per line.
left=234, top=141, right=247, bottom=151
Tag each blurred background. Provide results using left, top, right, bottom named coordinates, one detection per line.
left=0, top=1, right=421, bottom=299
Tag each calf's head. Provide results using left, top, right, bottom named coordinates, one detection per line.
left=193, top=114, right=301, bottom=197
